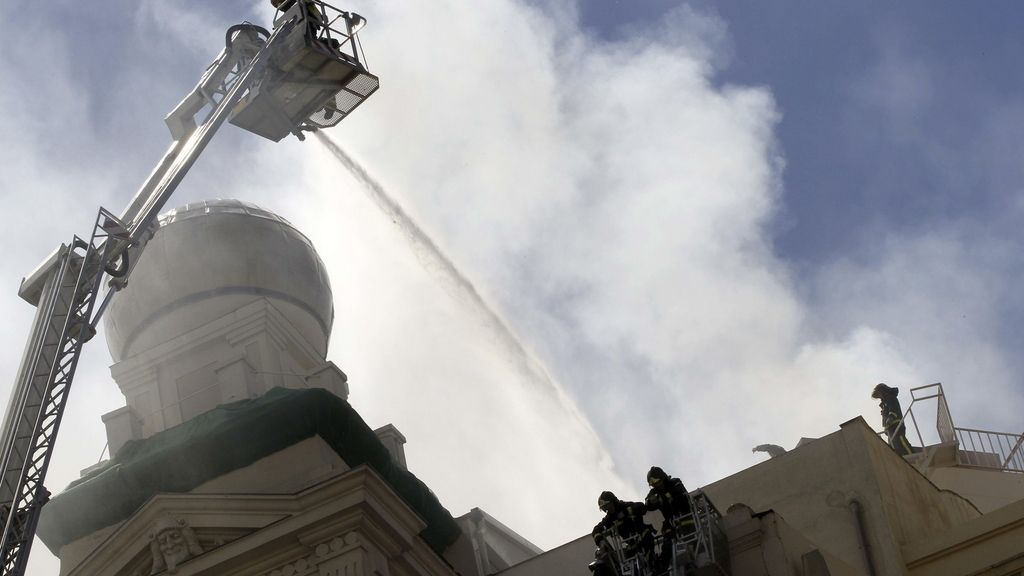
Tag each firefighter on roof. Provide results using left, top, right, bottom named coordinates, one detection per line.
left=872, top=383, right=914, bottom=456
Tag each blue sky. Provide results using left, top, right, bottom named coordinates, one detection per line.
left=2, top=0, right=1023, bottom=573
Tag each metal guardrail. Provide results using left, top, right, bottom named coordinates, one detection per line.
left=274, top=0, right=370, bottom=68
left=886, top=383, right=1023, bottom=474
left=956, top=427, right=1024, bottom=472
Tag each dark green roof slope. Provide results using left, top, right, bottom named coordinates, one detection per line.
left=37, top=387, right=461, bottom=554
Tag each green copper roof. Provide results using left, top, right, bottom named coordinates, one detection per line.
left=37, top=387, right=461, bottom=555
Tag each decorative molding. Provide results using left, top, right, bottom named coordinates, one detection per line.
left=373, top=425, right=406, bottom=470
left=147, top=516, right=204, bottom=575
left=111, top=365, right=160, bottom=397
left=108, top=299, right=329, bottom=436
left=261, top=532, right=376, bottom=576
left=116, top=285, right=329, bottom=361
left=112, top=299, right=321, bottom=387
left=63, top=466, right=443, bottom=576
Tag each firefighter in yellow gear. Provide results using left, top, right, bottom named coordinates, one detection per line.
left=872, top=383, right=914, bottom=456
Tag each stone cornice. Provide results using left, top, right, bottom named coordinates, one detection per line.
left=110, top=299, right=321, bottom=396
left=66, top=466, right=453, bottom=576
left=902, top=497, right=1024, bottom=568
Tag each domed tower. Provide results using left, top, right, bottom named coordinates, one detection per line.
left=35, top=200, right=481, bottom=576
left=98, top=199, right=347, bottom=450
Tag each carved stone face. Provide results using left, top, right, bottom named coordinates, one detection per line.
left=149, top=517, right=203, bottom=574
left=156, top=528, right=190, bottom=568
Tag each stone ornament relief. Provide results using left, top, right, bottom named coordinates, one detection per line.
left=264, top=532, right=367, bottom=576
left=148, top=516, right=205, bottom=574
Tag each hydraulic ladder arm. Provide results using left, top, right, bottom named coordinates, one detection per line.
left=0, top=4, right=377, bottom=572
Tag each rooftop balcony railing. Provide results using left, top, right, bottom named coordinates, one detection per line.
left=892, top=383, right=1023, bottom=474
left=956, top=427, right=1024, bottom=472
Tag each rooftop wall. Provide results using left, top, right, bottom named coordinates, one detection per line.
left=497, top=535, right=592, bottom=576
left=704, top=417, right=980, bottom=575
left=926, top=465, right=1024, bottom=513
left=904, top=498, right=1024, bottom=576
left=859, top=422, right=979, bottom=548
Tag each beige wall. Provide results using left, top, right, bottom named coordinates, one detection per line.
left=722, top=504, right=866, bottom=576
left=926, top=466, right=1024, bottom=514
left=498, top=535, right=593, bottom=576
left=447, top=509, right=543, bottom=576
left=704, top=418, right=980, bottom=576
left=859, top=424, right=980, bottom=548
left=904, top=498, right=1024, bottom=576
left=495, top=506, right=871, bottom=576
left=706, top=420, right=884, bottom=574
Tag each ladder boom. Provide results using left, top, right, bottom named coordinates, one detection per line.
left=117, top=24, right=283, bottom=254
left=0, top=226, right=107, bottom=574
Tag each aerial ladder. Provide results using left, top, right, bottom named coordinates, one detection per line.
left=0, top=2, right=378, bottom=573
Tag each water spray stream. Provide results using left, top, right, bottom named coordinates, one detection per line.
left=315, top=133, right=634, bottom=522
left=314, top=132, right=576, bottom=406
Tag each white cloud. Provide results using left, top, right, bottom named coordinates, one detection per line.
left=810, top=228, right=1024, bottom=429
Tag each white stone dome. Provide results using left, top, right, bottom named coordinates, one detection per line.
left=104, top=199, right=333, bottom=362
